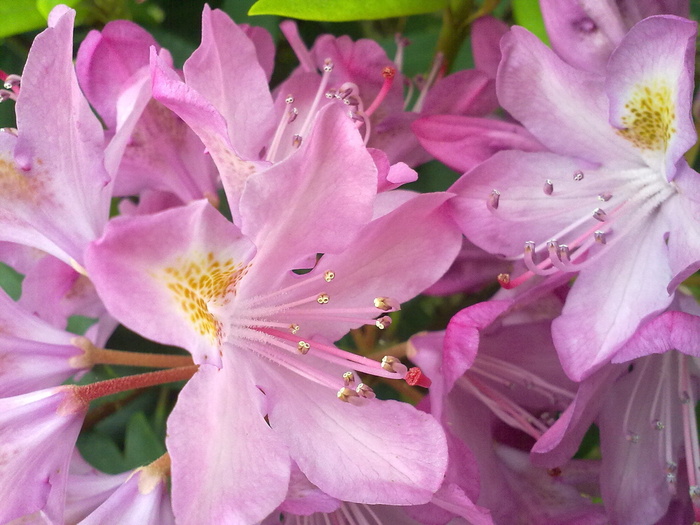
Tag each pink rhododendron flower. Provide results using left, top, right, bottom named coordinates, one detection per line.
left=450, top=15, right=700, bottom=380
left=84, top=103, right=461, bottom=522
left=533, top=292, right=700, bottom=523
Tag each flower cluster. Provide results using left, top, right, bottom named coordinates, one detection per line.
left=1, top=2, right=700, bottom=524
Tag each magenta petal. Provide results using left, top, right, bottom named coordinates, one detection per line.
left=443, top=301, right=512, bottom=391
left=421, top=70, right=497, bottom=117
left=76, top=20, right=159, bottom=128
left=167, top=358, right=290, bottom=524
left=531, top=366, right=622, bottom=467
left=265, top=365, right=448, bottom=505
left=413, top=115, right=544, bottom=173
left=85, top=200, right=256, bottom=367
left=471, top=16, right=510, bottom=78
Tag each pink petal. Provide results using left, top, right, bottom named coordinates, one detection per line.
left=183, top=6, right=275, bottom=161
left=239, top=104, right=377, bottom=290
left=76, top=20, right=159, bottom=128
left=497, top=26, right=640, bottom=167
left=167, top=357, right=290, bottom=524
left=552, top=215, right=675, bottom=380
left=85, top=200, right=256, bottom=367
left=606, top=15, right=697, bottom=178
left=413, top=115, right=544, bottom=173
left=263, top=363, right=448, bottom=505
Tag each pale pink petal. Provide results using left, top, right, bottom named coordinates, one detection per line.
left=239, top=104, right=376, bottom=290
left=539, top=0, right=625, bottom=72
left=184, top=6, right=275, bottom=161
left=150, top=49, right=267, bottom=225
left=167, top=357, right=290, bottom=524
left=497, top=26, right=640, bottom=167
left=664, top=163, right=700, bottom=291
left=263, top=362, right=448, bottom=505
left=0, top=386, right=86, bottom=523
left=449, top=151, right=628, bottom=257
left=7, top=7, right=110, bottom=266
left=606, top=15, right=697, bottom=178
left=79, top=467, right=174, bottom=525
left=552, top=215, right=675, bottom=380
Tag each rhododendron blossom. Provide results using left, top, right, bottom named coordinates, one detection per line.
left=3, top=2, right=700, bottom=523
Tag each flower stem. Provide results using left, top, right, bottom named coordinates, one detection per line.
left=77, top=366, right=198, bottom=404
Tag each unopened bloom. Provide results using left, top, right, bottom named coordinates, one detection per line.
left=450, top=15, right=700, bottom=380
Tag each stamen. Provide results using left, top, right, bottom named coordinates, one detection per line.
left=297, top=58, right=335, bottom=141
left=413, top=52, right=444, bottom=112
left=324, top=270, right=335, bottom=282
left=543, top=179, right=554, bottom=195
left=523, top=241, right=558, bottom=276
left=381, top=356, right=408, bottom=375
left=592, top=208, right=607, bottom=222
left=573, top=170, right=584, bottom=181
left=343, top=371, right=356, bottom=386
left=337, top=386, right=359, bottom=402
left=487, top=189, right=500, bottom=211
left=678, top=354, right=700, bottom=517
left=316, top=293, right=330, bottom=304
left=2, top=73, right=20, bottom=92
left=364, top=67, right=396, bottom=118
left=598, top=192, right=613, bottom=202
left=457, top=376, right=548, bottom=439
left=356, top=383, right=375, bottom=399
left=297, top=341, right=311, bottom=354
left=375, top=315, right=392, bottom=329
left=394, top=34, right=410, bottom=72
left=594, top=230, right=607, bottom=244
left=289, top=324, right=300, bottom=334
left=374, top=297, right=398, bottom=312
left=279, top=21, right=316, bottom=73
left=405, top=367, right=432, bottom=388
left=292, top=134, right=302, bottom=148
left=266, top=94, right=296, bottom=162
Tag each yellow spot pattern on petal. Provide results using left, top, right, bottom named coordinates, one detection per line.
left=617, top=81, right=676, bottom=152
left=0, top=156, right=45, bottom=204
left=162, top=252, right=249, bottom=344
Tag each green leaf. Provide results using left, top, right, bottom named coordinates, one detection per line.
left=0, top=0, right=46, bottom=38
left=78, top=431, right=128, bottom=474
left=35, top=0, right=80, bottom=19
left=512, top=0, right=550, bottom=45
left=248, top=0, right=448, bottom=21
left=0, top=262, right=23, bottom=300
left=124, top=412, right=165, bottom=469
